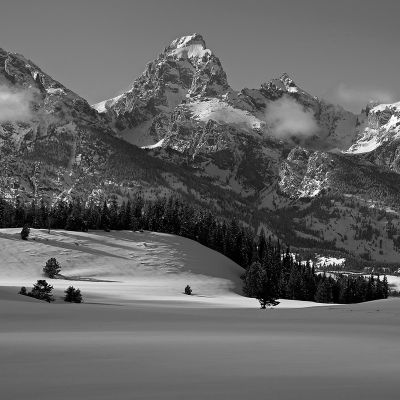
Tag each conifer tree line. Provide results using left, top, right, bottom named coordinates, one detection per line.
left=0, top=194, right=254, bottom=268
left=243, top=234, right=389, bottom=306
left=0, top=194, right=390, bottom=304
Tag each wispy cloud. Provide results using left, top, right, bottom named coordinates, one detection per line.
left=265, top=95, right=318, bottom=139
left=0, top=85, right=34, bottom=122
left=330, top=83, right=396, bottom=112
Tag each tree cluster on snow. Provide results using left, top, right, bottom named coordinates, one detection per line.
left=19, top=279, right=83, bottom=303
left=19, top=280, right=54, bottom=303
left=241, top=230, right=389, bottom=304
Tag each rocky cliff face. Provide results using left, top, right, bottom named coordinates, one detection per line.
left=346, top=102, right=400, bottom=173
left=93, top=33, right=231, bottom=146
left=0, top=48, right=111, bottom=143
left=0, top=47, right=211, bottom=206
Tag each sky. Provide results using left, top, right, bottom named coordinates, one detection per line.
left=0, top=0, right=399, bottom=112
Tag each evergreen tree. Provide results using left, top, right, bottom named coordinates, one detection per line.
left=29, top=280, right=54, bottom=302
left=14, top=196, right=25, bottom=227
left=101, top=200, right=111, bottom=231
left=64, top=286, right=83, bottom=303
left=257, top=229, right=267, bottom=262
left=124, top=200, right=132, bottom=229
left=315, top=278, right=333, bottom=303
left=184, top=285, right=192, bottom=295
left=38, top=198, right=49, bottom=228
left=0, top=197, right=5, bottom=228
left=242, top=261, right=279, bottom=308
left=382, top=275, right=389, bottom=298
left=366, top=275, right=375, bottom=301
left=43, top=258, right=62, bottom=278
left=132, top=192, right=144, bottom=230
left=109, top=196, right=119, bottom=230
left=19, top=286, right=27, bottom=296
left=20, top=224, right=30, bottom=240
left=375, top=275, right=384, bottom=300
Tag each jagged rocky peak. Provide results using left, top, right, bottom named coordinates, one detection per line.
left=346, top=100, right=400, bottom=155
left=132, top=32, right=229, bottom=97
left=268, top=72, right=300, bottom=93
left=0, top=48, right=85, bottom=104
left=260, top=72, right=315, bottom=102
left=92, top=33, right=231, bottom=145
left=166, top=33, right=208, bottom=56
left=0, top=47, right=109, bottom=149
left=168, top=33, right=206, bottom=48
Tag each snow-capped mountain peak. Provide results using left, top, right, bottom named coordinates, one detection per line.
left=166, top=33, right=212, bottom=62
left=346, top=100, right=400, bottom=155
left=262, top=72, right=314, bottom=99
left=271, top=72, right=300, bottom=93
left=92, top=33, right=231, bottom=146
left=167, top=33, right=207, bottom=51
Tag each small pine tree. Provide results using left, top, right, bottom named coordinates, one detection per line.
left=259, top=297, right=280, bottom=309
left=242, top=261, right=279, bottom=308
left=43, top=258, right=61, bottom=278
left=20, top=225, right=30, bottom=240
left=64, top=286, right=83, bottom=303
left=19, top=286, right=27, bottom=296
left=382, top=275, right=389, bottom=299
left=184, top=285, right=192, bottom=295
left=29, top=280, right=54, bottom=302
left=315, top=279, right=333, bottom=303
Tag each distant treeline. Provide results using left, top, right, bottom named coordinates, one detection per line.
left=0, top=194, right=390, bottom=304
left=243, top=238, right=389, bottom=306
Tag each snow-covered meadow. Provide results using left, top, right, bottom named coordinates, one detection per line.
left=0, top=228, right=327, bottom=308
left=1, top=229, right=400, bottom=400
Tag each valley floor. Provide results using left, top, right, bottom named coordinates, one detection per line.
left=1, top=229, right=399, bottom=399
left=0, top=292, right=399, bottom=400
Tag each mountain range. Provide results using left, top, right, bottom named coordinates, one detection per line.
left=2, top=33, right=400, bottom=264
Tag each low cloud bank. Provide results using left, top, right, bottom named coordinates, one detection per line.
left=0, top=85, right=34, bottom=122
left=265, top=95, right=318, bottom=139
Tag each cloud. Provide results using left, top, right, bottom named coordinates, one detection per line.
left=0, top=85, right=34, bottom=122
left=265, top=95, right=318, bottom=139
left=330, top=83, right=395, bottom=112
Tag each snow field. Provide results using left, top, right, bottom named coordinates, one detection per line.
left=0, top=228, right=330, bottom=308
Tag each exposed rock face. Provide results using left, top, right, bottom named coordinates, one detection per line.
left=228, top=73, right=358, bottom=151
left=0, top=48, right=110, bottom=142
left=0, top=47, right=192, bottom=204
left=93, top=34, right=231, bottom=146
left=346, top=102, right=400, bottom=173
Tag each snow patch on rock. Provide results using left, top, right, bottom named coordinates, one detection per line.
left=187, top=99, right=264, bottom=132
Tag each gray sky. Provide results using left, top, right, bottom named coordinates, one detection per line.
left=1, top=0, right=399, bottom=112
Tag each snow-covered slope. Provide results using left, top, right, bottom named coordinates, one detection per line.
left=187, top=98, right=264, bottom=132
left=0, top=228, right=330, bottom=308
left=347, top=102, right=400, bottom=156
